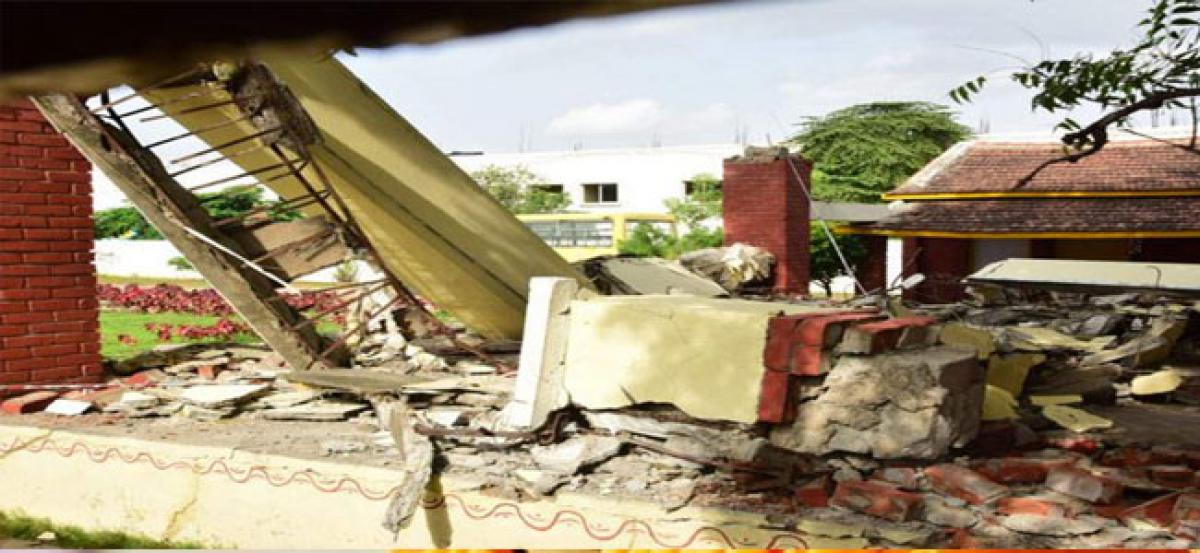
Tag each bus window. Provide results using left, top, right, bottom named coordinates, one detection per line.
left=566, top=220, right=613, bottom=247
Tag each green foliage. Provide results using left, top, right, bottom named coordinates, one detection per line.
left=809, top=223, right=868, bottom=297
left=952, top=0, right=1200, bottom=147
left=471, top=164, right=571, bottom=214
left=94, top=187, right=300, bottom=240
left=618, top=222, right=680, bottom=258
left=789, top=102, right=972, bottom=203
left=0, top=509, right=204, bottom=548
left=94, top=206, right=161, bottom=240
left=665, top=173, right=723, bottom=227
left=679, top=226, right=724, bottom=252
left=332, top=259, right=359, bottom=283
left=167, top=256, right=193, bottom=271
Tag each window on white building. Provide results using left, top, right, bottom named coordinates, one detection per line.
left=582, top=183, right=619, bottom=204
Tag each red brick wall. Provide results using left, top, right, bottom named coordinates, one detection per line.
left=0, top=100, right=101, bottom=385
left=722, top=151, right=811, bottom=294
left=901, top=237, right=971, bottom=303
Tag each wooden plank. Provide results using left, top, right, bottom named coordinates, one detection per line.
left=32, top=93, right=347, bottom=370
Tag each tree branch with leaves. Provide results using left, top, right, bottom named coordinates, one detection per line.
left=952, top=0, right=1200, bottom=182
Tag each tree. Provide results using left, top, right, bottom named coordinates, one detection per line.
left=470, top=165, right=570, bottom=214
left=788, top=102, right=973, bottom=203
left=952, top=0, right=1199, bottom=175
left=809, top=224, right=867, bottom=298
left=94, top=186, right=299, bottom=240
left=665, top=173, right=722, bottom=228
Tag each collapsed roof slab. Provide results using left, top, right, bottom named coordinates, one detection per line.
left=141, top=53, right=590, bottom=339
left=967, top=258, right=1200, bottom=297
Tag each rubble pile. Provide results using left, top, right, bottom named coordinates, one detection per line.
left=6, top=279, right=1200, bottom=547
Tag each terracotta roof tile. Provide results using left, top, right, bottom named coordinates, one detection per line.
left=870, top=197, right=1200, bottom=234
left=891, top=140, right=1200, bottom=195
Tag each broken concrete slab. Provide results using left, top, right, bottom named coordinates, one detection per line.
left=179, top=384, right=268, bottom=408
left=1046, top=466, right=1124, bottom=503
left=282, top=369, right=431, bottom=394
left=1006, top=326, right=1116, bottom=353
left=530, top=435, right=622, bottom=475
left=42, top=398, right=92, bottom=416
left=1132, top=369, right=1185, bottom=397
left=575, top=256, right=729, bottom=297
left=1001, top=513, right=1108, bottom=536
left=769, top=346, right=983, bottom=458
left=982, top=385, right=1020, bottom=421
left=987, top=352, right=1045, bottom=397
left=500, top=277, right=576, bottom=430
left=940, top=323, right=997, bottom=360
left=1043, top=404, right=1114, bottom=433
left=260, top=400, right=368, bottom=421
left=562, top=295, right=837, bottom=423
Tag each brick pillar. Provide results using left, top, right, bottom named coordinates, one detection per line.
left=0, top=100, right=101, bottom=385
left=722, top=147, right=810, bottom=295
left=855, top=235, right=888, bottom=293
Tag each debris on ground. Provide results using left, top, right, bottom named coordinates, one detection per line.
left=6, top=259, right=1200, bottom=548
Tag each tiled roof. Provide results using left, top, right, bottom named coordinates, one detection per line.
left=890, top=139, right=1200, bottom=196
left=868, top=197, right=1200, bottom=234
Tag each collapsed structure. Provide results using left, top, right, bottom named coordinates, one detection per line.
left=1, top=47, right=1200, bottom=549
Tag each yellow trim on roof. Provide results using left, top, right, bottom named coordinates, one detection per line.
left=516, top=212, right=675, bottom=222
left=882, top=189, right=1200, bottom=201
left=835, top=226, right=1200, bottom=240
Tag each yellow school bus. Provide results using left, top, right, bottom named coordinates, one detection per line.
left=517, top=212, right=678, bottom=262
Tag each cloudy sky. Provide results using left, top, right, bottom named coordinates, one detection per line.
left=339, top=0, right=1162, bottom=153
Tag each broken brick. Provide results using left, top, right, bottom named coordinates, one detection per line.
left=924, top=463, right=1009, bottom=505
left=1046, top=466, right=1124, bottom=504
left=997, top=496, right=1067, bottom=518
left=1121, top=492, right=1182, bottom=529
left=795, top=474, right=833, bottom=508
left=123, top=368, right=168, bottom=387
left=1172, top=493, right=1200, bottom=522
left=974, top=456, right=1074, bottom=484
left=1100, top=446, right=1156, bottom=468
left=1171, top=519, right=1200, bottom=541
left=837, top=315, right=937, bottom=355
left=1, top=390, right=59, bottom=414
left=1149, top=465, right=1195, bottom=489
left=197, top=364, right=226, bottom=380
left=1043, top=436, right=1101, bottom=454
left=829, top=479, right=923, bottom=522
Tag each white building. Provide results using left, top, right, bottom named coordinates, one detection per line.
left=448, top=144, right=744, bottom=214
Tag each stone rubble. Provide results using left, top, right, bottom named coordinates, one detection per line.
left=2, top=280, right=1200, bottom=548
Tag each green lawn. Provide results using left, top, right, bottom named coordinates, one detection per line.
left=100, top=310, right=261, bottom=360
left=100, top=310, right=344, bottom=361
left=0, top=510, right=204, bottom=548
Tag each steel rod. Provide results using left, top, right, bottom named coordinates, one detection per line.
left=289, top=282, right=390, bottom=332
left=169, top=126, right=279, bottom=165
left=113, top=90, right=204, bottom=118
left=88, top=64, right=208, bottom=114
left=143, top=115, right=251, bottom=149
left=307, top=296, right=401, bottom=370
left=139, top=96, right=251, bottom=123
left=167, top=143, right=266, bottom=178
left=185, top=160, right=297, bottom=192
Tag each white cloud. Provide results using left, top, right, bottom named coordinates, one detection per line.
left=670, top=102, right=735, bottom=132
left=546, top=99, right=663, bottom=135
